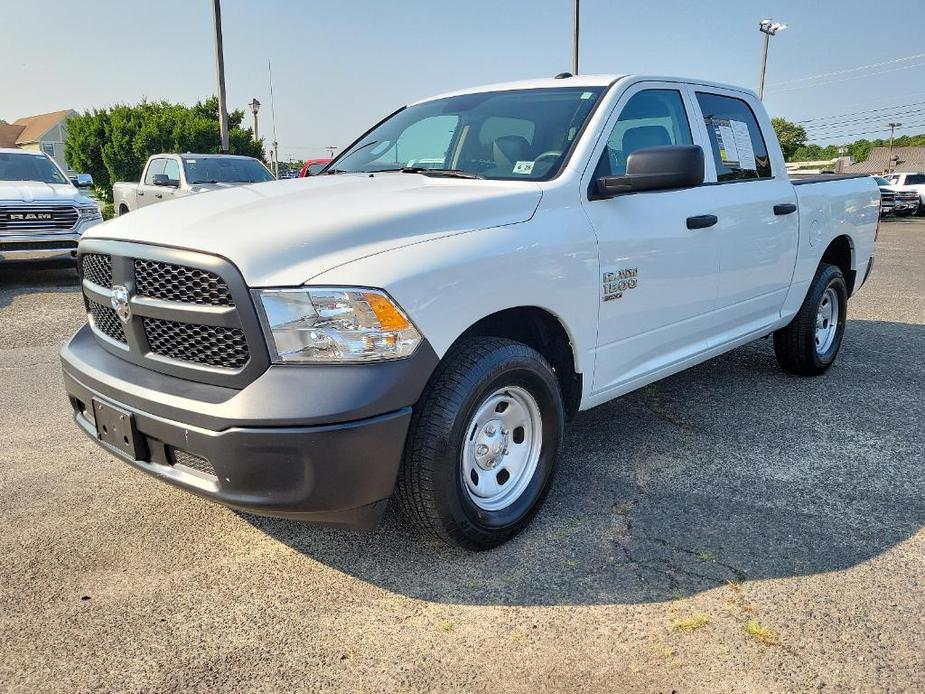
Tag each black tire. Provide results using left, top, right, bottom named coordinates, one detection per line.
left=396, top=337, right=564, bottom=550
left=773, top=263, right=848, bottom=376
left=917, top=203, right=925, bottom=217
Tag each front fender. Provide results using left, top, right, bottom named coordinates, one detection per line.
left=308, top=208, right=599, bottom=377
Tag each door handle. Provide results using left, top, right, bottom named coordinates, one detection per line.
left=686, top=214, right=718, bottom=230
left=774, top=203, right=797, bottom=215
left=137, top=191, right=145, bottom=196
left=154, top=193, right=163, bottom=199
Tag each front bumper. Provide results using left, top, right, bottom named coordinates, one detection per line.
left=0, top=218, right=99, bottom=262
left=61, top=323, right=438, bottom=528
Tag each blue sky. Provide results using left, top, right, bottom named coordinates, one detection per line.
left=3, top=1, right=923, bottom=160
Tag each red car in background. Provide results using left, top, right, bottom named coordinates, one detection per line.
left=299, top=158, right=333, bottom=177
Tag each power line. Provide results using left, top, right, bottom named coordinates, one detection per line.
left=766, top=52, right=925, bottom=87
left=767, top=61, right=925, bottom=93
left=807, top=121, right=925, bottom=141
left=803, top=107, right=925, bottom=133
left=797, top=100, right=925, bottom=125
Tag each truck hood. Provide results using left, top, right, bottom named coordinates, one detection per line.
left=87, top=174, right=543, bottom=286
left=0, top=181, right=95, bottom=205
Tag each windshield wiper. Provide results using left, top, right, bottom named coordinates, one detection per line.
left=367, top=166, right=483, bottom=179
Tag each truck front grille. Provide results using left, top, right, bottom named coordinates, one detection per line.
left=143, top=317, right=249, bottom=369
left=86, top=299, right=127, bottom=343
left=134, top=259, right=235, bottom=306
left=77, top=241, right=269, bottom=388
left=81, top=253, right=113, bottom=287
left=0, top=205, right=78, bottom=232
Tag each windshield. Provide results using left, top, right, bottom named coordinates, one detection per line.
left=183, top=157, right=275, bottom=184
left=0, top=152, right=69, bottom=184
left=873, top=177, right=889, bottom=185
left=331, top=87, right=605, bottom=180
left=306, top=162, right=327, bottom=176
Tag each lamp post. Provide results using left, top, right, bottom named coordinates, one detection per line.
left=757, top=19, right=787, bottom=100
left=886, top=122, right=902, bottom=174
left=248, top=98, right=261, bottom=142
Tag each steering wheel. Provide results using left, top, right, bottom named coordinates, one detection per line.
left=533, top=150, right=563, bottom=166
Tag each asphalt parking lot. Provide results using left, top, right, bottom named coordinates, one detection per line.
left=1, top=219, right=923, bottom=693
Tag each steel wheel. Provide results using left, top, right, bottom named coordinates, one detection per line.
left=815, top=287, right=839, bottom=355
left=461, top=386, right=543, bottom=512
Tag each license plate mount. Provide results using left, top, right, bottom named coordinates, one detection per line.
left=91, top=399, right=148, bottom=460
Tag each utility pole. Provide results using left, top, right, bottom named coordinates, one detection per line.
left=572, top=0, right=580, bottom=75
left=211, top=0, right=230, bottom=153
left=268, top=59, right=280, bottom=178
left=886, top=122, right=902, bottom=174
left=757, top=19, right=787, bottom=100
left=325, top=146, right=338, bottom=159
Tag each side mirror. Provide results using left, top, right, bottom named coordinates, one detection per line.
left=74, top=173, right=94, bottom=188
left=596, top=145, right=704, bottom=197
left=151, top=173, right=178, bottom=187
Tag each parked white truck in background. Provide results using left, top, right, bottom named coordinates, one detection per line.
left=62, top=74, right=878, bottom=549
left=0, top=148, right=102, bottom=263
left=885, top=172, right=925, bottom=215
left=112, top=153, right=274, bottom=216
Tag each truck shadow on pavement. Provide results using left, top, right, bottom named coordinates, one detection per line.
left=246, top=319, right=925, bottom=605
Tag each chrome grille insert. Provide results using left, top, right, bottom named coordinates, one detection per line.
left=134, top=259, right=234, bottom=306
left=86, top=299, right=127, bottom=343
left=143, top=317, right=249, bottom=369
left=81, top=253, right=113, bottom=288
left=0, top=205, right=78, bottom=231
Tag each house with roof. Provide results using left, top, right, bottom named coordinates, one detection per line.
left=0, top=109, right=77, bottom=173
left=846, top=146, right=925, bottom=175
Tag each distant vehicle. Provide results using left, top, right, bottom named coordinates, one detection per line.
left=885, top=172, right=925, bottom=216
left=112, top=153, right=274, bottom=216
left=873, top=176, right=919, bottom=217
left=0, top=148, right=101, bottom=263
left=299, top=158, right=333, bottom=177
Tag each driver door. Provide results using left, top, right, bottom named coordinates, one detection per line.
left=580, top=83, right=721, bottom=398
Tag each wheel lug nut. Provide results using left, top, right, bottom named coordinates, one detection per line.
left=485, top=424, right=496, bottom=435
left=476, top=444, right=488, bottom=455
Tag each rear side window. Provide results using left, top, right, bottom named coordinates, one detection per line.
left=144, top=158, right=166, bottom=184
left=595, top=89, right=693, bottom=177
left=695, top=92, right=772, bottom=181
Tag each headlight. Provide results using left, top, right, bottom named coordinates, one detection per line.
left=77, top=205, right=102, bottom=220
left=255, top=287, right=422, bottom=363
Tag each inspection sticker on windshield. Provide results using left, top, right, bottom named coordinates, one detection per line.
left=513, top=161, right=535, bottom=175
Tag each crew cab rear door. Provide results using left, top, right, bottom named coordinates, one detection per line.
left=580, top=81, right=721, bottom=397
left=688, top=88, right=799, bottom=341
left=136, top=157, right=167, bottom=209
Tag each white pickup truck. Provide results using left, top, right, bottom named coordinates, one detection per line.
left=1, top=148, right=102, bottom=263
left=62, top=74, right=878, bottom=549
left=112, top=153, right=274, bottom=216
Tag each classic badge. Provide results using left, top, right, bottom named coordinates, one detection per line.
left=111, top=285, right=132, bottom=323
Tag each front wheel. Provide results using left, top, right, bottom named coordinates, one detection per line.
left=773, top=263, right=848, bottom=376
left=396, top=337, right=564, bottom=550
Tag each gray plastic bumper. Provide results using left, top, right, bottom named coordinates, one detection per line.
left=61, top=323, right=439, bottom=528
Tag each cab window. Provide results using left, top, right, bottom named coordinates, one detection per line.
left=695, top=92, right=772, bottom=181
left=595, top=89, right=692, bottom=177
left=163, top=158, right=180, bottom=184
left=144, top=158, right=166, bottom=184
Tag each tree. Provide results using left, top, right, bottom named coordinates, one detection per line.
left=65, top=98, right=264, bottom=201
left=771, top=117, right=807, bottom=161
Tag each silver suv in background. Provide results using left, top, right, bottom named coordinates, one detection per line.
left=885, top=172, right=925, bottom=215
left=0, top=148, right=102, bottom=263
left=112, top=153, right=275, bottom=216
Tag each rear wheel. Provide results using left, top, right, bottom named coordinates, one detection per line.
left=396, top=337, right=563, bottom=550
left=773, top=263, right=848, bottom=376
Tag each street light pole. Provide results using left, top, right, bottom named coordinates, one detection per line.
left=886, top=122, right=902, bottom=174
left=572, top=0, right=580, bottom=75
left=248, top=98, right=260, bottom=142
left=211, top=0, right=230, bottom=153
left=757, top=19, right=787, bottom=100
